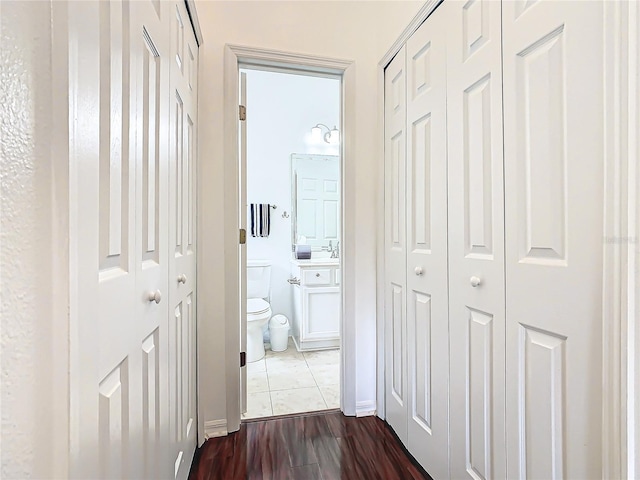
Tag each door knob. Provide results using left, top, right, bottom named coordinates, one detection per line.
left=177, top=274, right=187, bottom=284
left=316, top=273, right=321, bottom=277
left=414, top=266, right=424, bottom=276
left=470, top=276, right=482, bottom=288
left=147, top=290, right=162, bottom=304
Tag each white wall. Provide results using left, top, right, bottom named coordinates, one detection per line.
left=0, top=1, right=69, bottom=477
left=245, top=69, right=339, bottom=325
left=197, top=0, right=423, bottom=428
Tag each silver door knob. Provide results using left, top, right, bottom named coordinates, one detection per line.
left=177, top=274, right=187, bottom=284
left=316, top=273, right=321, bottom=277
left=470, top=276, right=482, bottom=287
left=414, top=266, right=424, bottom=276
left=147, top=290, right=162, bottom=303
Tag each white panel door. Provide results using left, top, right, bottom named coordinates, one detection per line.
left=502, top=2, right=604, bottom=478
left=294, top=155, right=340, bottom=249
left=71, top=0, right=171, bottom=478
left=446, top=1, right=506, bottom=478
left=132, top=0, right=171, bottom=477
left=404, top=7, right=450, bottom=479
left=384, top=46, right=408, bottom=445
left=168, top=1, right=198, bottom=478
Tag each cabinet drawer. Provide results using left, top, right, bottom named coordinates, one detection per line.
left=302, top=268, right=331, bottom=286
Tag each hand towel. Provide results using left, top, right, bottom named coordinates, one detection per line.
left=250, top=203, right=271, bottom=238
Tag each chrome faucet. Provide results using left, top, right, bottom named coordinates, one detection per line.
left=331, top=241, right=340, bottom=258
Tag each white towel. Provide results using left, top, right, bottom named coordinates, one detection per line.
left=250, top=203, right=271, bottom=237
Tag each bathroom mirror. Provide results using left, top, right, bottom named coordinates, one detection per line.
left=290, top=154, right=340, bottom=251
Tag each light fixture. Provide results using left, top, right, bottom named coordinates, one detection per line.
left=311, top=123, right=340, bottom=144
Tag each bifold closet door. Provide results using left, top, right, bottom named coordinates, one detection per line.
left=445, top=0, right=506, bottom=478
left=72, top=0, right=171, bottom=477
left=132, top=0, right=173, bottom=477
left=405, top=7, right=450, bottom=479
left=168, top=1, right=199, bottom=477
left=502, top=2, right=604, bottom=478
left=384, top=45, right=408, bottom=444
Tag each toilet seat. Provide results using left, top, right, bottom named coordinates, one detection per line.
left=247, top=298, right=270, bottom=316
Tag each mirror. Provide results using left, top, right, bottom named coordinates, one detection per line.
left=291, top=154, right=340, bottom=251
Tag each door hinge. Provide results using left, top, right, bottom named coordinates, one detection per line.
left=239, top=105, right=246, bottom=121
left=240, top=351, right=246, bottom=367
left=239, top=228, right=247, bottom=245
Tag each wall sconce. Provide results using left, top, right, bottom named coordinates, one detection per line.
left=311, top=123, right=340, bottom=145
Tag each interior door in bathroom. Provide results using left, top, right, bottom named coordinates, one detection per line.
left=292, top=155, right=340, bottom=249
left=240, top=71, right=248, bottom=415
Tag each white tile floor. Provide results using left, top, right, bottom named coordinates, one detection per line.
left=243, top=338, right=340, bottom=419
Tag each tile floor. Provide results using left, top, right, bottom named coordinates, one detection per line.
left=243, top=338, right=340, bottom=419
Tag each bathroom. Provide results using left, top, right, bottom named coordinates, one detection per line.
left=242, top=67, right=342, bottom=419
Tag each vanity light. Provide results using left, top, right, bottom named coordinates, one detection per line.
left=311, top=125, right=323, bottom=143
left=329, top=126, right=340, bottom=145
left=311, top=123, right=340, bottom=144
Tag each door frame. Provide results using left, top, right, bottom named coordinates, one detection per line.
left=222, top=44, right=355, bottom=432
left=375, top=0, right=639, bottom=476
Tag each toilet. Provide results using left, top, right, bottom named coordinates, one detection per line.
left=246, top=259, right=272, bottom=362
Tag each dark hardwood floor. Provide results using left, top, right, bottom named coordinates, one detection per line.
left=189, top=411, right=433, bottom=480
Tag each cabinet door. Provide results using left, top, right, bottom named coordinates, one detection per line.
left=301, top=286, right=340, bottom=341
left=405, top=6, right=450, bottom=478
left=445, top=1, right=506, bottom=478
left=502, top=2, right=604, bottom=478
left=384, top=45, right=408, bottom=444
left=168, top=1, right=199, bottom=477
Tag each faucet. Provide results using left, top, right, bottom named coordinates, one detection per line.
left=331, top=241, right=340, bottom=258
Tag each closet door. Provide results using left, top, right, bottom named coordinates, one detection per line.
left=132, top=0, right=172, bottom=476
left=405, top=8, right=450, bottom=479
left=71, top=0, right=171, bottom=477
left=384, top=46, right=408, bottom=444
left=446, top=0, right=506, bottom=478
left=168, top=1, right=199, bottom=477
left=502, top=2, right=604, bottom=478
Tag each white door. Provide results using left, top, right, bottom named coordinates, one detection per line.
left=294, top=155, right=340, bottom=249
left=133, top=0, right=172, bottom=477
left=70, top=0, right=171, bottom=477
left=384, top=45, right=408, bottom=444
left=404, top=7, right=450, bottom=478
left=240, top=71, right=248, bottom=415
left=445, top=1, right=506, bottom=478
left=502, top=2, right=604, bottom=478
left=168, top=1, right=198, bottom=477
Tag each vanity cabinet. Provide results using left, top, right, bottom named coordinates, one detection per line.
left=290, top=259, right=340, bottom=351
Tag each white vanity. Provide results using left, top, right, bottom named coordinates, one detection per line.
left=289, top=258, right=340, bottom=351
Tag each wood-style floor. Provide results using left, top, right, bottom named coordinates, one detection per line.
left=189, top=411, right=432, bottom=480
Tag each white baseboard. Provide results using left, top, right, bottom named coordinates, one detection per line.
left=355, top=401, right=376, bottom=417
left=204, top=419, right=227, bottom=439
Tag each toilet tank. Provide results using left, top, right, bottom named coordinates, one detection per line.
left=247, top=259, right=271, bottom=299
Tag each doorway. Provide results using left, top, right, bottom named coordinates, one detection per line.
left=239, top=67, right=343, bottom=419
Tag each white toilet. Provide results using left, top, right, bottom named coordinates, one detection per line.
left=246, top=259, right=272, bottom=362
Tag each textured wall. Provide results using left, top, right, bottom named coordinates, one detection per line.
left=1, top=1, right=68, bottom=477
